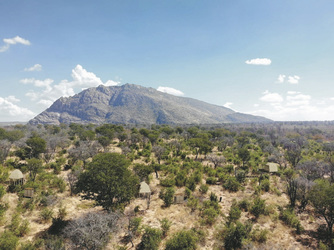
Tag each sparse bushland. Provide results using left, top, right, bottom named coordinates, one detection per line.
left=0, top=122, right=334, bottom=248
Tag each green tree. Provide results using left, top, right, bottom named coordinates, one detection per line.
left=26, top=135, right=46, bottom=158
left=27, top=158, right=44, bottom=182
left=188, top=138, right=212, bottom=160
left=76, top=153, right=139, bottom=211
left=308, top=179, right=334, bottom=246
left=237, top=147, right=250, bottom=168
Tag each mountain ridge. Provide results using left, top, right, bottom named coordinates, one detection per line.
left=29, top=83, right=271, bottom=125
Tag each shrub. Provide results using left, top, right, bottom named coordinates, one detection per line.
left=210, top=192, right=218, bottom=202
left=160, top=177, right=176, bottom=187
left=43, top=235, right=65, bottom=250
left=202, top=207, right=219, bottom=225
left=223, top=177, right=240, bottom=192
left=279, top=208, right=304, bottom=234
left=175, top=171, right=187, bottom=187
left=0, top=203, right=8, bottom=224
left=228, top=204, right=241, bottom=223
left=63, top=212, right=120, bottom=250
left=250, top=227, right=269, bottom=243
left=40, top=208, right=54, bottom=223
left=185, top=187, right=192, bottom=197
left=136, top=226, right=162, bottom=250
left=129, top=217, right=142, bottom=237
left=206, top=177, right=216, bottom=185
left=250, top=197, right=267, bottom=219
left=0, top=184, right=5, bottom=200
left=260, top=179, right=270, bottom=192
left=236, top=170, right=246, bottom=183
left=238, top=199, right=250, bottom=212
left=160, top=218, right=171, bottom=237
left=159, top=187, right=175, bottom=207
left=186, top=177, right=196, bottom=191
left=220, top=221, right=252, bottom=250
left=199, top=184, right=209, bottom=194
left=165, top=229, right=198, bottom=250
left=18, top=219, right=30, bottom=236
left=187, top=195, right=199, bottom=212
left=0, top=231, right=19, bottom=250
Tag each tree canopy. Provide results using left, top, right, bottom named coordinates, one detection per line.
left=76, top=153, right=139, bottom=211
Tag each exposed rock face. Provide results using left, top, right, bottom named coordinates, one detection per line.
left=29, top=84, right=271, bottom=125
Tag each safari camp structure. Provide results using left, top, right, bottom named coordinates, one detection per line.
left=263, top=162, right=279, bottom=173
left=9, top=169, right=24, bottom=185
left=139, top=181, right=151, bottom=198
left=139, top=181, right=151, bottom=209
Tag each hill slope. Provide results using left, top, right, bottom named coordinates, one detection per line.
left=29, top=84, right=270, bottom=125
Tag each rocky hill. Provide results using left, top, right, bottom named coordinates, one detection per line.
left=29, top=83, right=270, bottom=125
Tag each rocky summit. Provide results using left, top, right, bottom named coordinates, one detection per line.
left=29, top=83, right=271, bottom=125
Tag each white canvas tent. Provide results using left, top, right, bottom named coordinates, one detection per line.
left=264, top=162, right=279, bottom=173
left=139, top=182, right=151, bottom=198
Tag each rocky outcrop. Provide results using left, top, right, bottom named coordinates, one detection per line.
left=29, top=84, right=271, bottom=125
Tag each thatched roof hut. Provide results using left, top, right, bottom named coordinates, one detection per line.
left=9, top=169, right=24, bottom=185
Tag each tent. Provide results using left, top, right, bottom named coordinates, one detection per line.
left=9, top=169, right=24, bottom=185
left=264, top=163, right=279, bottom=173
left=139, top=182, right=151, bottom=198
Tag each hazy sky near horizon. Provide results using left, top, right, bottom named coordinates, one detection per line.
left=1, top=0, right=334, bottom=122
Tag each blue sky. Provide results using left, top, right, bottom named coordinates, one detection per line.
left=1, top=0, right=334, bottom=122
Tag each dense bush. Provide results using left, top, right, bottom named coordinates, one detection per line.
left=136, top=226, right=162, bottom=250
left=219, top=221, right=252, bottom=250
left=250, top=197, right=267, bottom=219
left=279, top=207, right=304, bottom=234
left=260, top=179, right=270, bottom=192
left=165, top=229, right=198, bottom=250
left=0, top=231, right=19, bottom=250
left=206, top=177, right=216, bottom=185
left=199, top=184, right=209, bottom=194
left=223, top=177, right=240, bottom=192
left=159, top=187, right=175, bottom=207
left=228, top=203, right=241, bottom=223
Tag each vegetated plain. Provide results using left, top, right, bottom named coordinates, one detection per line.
left=0, top=121, right=334, bottom=249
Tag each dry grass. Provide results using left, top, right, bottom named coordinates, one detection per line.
left=0, top=158, right=326, bottom=249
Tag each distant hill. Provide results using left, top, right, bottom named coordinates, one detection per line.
left=29, top=83, right=271, bottom=125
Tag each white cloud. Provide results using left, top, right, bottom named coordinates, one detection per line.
left=105, top=80, right=119, bottom=86
left=259, top=90, right=283, bottom=103
left=157, top=86, right=184, bottom=96
left=277, top=74, right=286, bottom=83
left=223, top=102, right=233, bottom=109
left=0, top=96, right=35, bottom=121
left=37, top=99, right=53, bottom=107
left=286, top=93, right=311, bottom=106
left=24, top=64, right=42, bottom=72
left=245, top=58, right=271, bottom=65
left=250, top=90, right=334, bottom=121
left=3, top=36, right=30, bottom=45
left=287, top=91, right=300, bottom=95
left=288, top=75, right=300, bottom=84
left=21, top=64, right=120, bottom=107
left=0, top=36, right=31, bottom=52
